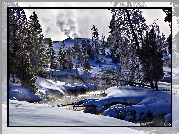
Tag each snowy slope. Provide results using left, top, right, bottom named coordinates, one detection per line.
left=53, top=38, right=97, bottom=55
left=3, top=102, right=147, bottom=134
left=8, top=100, right=139, bottom=126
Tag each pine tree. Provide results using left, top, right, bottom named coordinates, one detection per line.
left=73, top=39, right=80, bottom=53
left=9, top=8, right=28, bottom=82
left=58, top=41, right=69, bottom=70
left=101, top=34, right=106, bottom=55
left=81, top=39, right=88, bottom=56
left=139, top=27, right=164, bottom=91
left=9, top=8, right=38, bottom=93
left=107, top=9, right=148, bottom=84
left=17, top=45, right=38, bottom=94
left=83, top=59, right=91, bottom=74
left=47, top=39, right=58, bottom=77
left=90, top=25, right=100, bottom=62
left=26, top=11, right=48, bottom=76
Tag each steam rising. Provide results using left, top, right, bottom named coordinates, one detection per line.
left=20, top=7, right=170, bottom=41
left=56, top=11, right=78, bottom=38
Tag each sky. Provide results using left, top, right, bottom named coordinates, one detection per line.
left=17, top=2, right=176, bottom=41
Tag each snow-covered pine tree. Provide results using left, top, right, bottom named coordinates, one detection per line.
left=101, top=34, right=106, bottom=55
left=47, top=39, right=58, bottom=77
left=57, top=41, right=69, bottom=70
left=139, top=27, right=164, bottom=91
left=72, top=39, right=84, bottom=63
left=37, top=34, right=49, bottom=78
left=9, top=8, right=29, bottom=82
left=83, top=59, right=91, bottom=74
left=81, top=39, right=88, bottom=56
left=18, top=46, right=38, bottom=94
left=90, top=25, right=100, bottom=62
left=108, top=9, right=148, bottom=85
left=8, top=8, right=37, bottom=93
left=26, top=11, right=48, bottom=76
left=73, top=39, right=80, bottom=54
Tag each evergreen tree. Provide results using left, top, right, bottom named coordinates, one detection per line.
left=8, top=8, right=38, bottom=93
left=26, top=11, right=48, bottom=76
left=91, top=25, right=100, bottom=62
left=68, top=60, right=74, bottom=70
left=47, top=39, right=58, bottom=77
left=83, top=59, right=91, bottom=74
left=17, top=45, right=38, bottom=94
left=139, top=27, right=164, bottom=91
left=58, top=41, right=69, bottom=70
left=81, top=39, right=88, bottom=56
left=73, top=39, right=80, bottom=53
left=101, top=34, right=106, bottom=55
left=9, top=8, right=28, bottom=81
left=107, top=9, right=148, bottom=84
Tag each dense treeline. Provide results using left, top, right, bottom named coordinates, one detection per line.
left=8, top=7, right=171, bottom=94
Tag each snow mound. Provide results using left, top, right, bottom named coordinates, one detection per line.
left=9, top=82, right=41, bottom=102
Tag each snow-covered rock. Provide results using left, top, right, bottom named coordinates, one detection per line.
left=9, top=82, right=41, bottom=102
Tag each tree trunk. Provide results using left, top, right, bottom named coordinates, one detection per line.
left=150, top=82, right=154, bottom=89
left=12, top=75, right=15, bottom=83
left=155, top=81, right=158, bottom=91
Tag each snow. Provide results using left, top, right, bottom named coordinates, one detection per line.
left=35, top=76, right=65, bottom=99
left=105, top=86, right=151, bottom=98
left=3, top=66, right=179, bottom=133
left=164, top=113, right=171, bottom=123
left=53, top=38, right=96, bottom=56
left=8, top=100, right=139, bottom=126
left=9, top=81, right=41, bottom=102
left=3, top=34, right=179, bottom=132
left=3, top=103, right=147, bottom=134
left=82, top=85, right=171, bottom=123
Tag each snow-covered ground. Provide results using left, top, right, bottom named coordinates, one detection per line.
left=3, top=102, right=147, bottom=134
left=3, top=38, right=179, bottom=133
left=3, top=73, right=179, bottom=132
left=8, top=100, right=139, bottom=126
left=5, top=75, right=173, bottom=125
left=2, top=82, right=179, bottom=133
